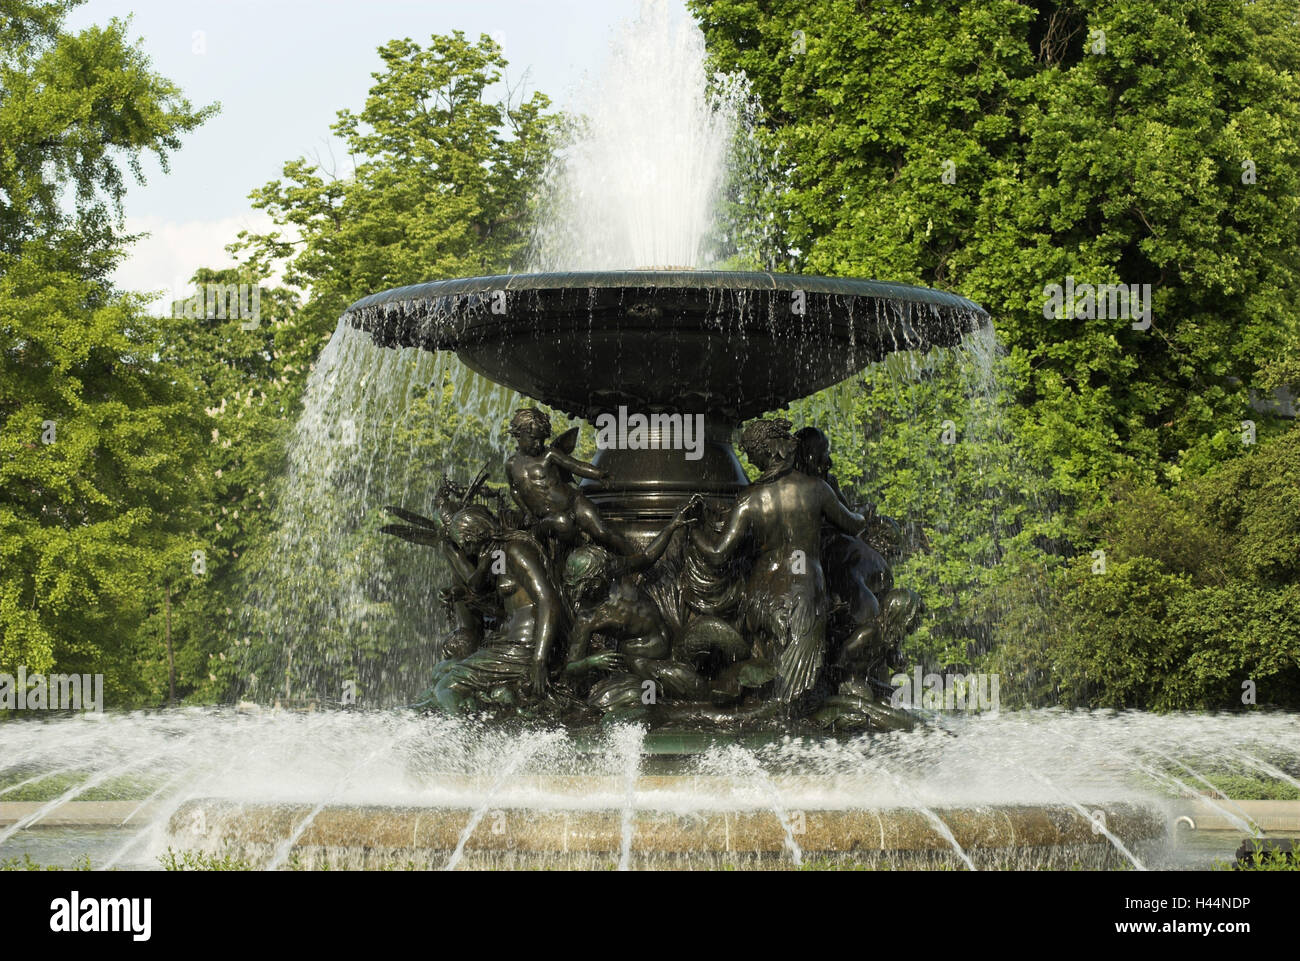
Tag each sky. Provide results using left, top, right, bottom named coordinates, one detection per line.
left=64, top=0, right=653, bottom=306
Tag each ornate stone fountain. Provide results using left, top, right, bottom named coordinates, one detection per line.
left=346, top=270, right=990, bottom=733
left=153, top=270, right=1178, bottom=869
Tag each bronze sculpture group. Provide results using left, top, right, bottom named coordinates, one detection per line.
left=383, top=407, right=924, bottom=732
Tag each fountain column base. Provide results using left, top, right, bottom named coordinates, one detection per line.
left=581, top=413, right=747, bottom=536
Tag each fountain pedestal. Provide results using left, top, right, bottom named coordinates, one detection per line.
left=582, top=414, right=746, bottom=535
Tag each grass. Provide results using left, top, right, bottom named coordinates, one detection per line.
left=0, top=853, right=92, bottom=871
left=1195, top=773, right=1300, bottom=801
left=0, top=770, right=163, bottom=802
left=158, top=846, right=252, bottom=871
left=1132, top=767, right=1300, bottom=801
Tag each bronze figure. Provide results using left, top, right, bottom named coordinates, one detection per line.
left=689, top=419, right=868, bottom=703
left=563, top=497, right=709, bottom=704
left=424, top=505, right=564, bottom=710
left=506, top=407, right=634, bottom=555
left=386, top=412, right=925, bottom=732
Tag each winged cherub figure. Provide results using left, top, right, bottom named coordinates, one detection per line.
left=505, top=406, right=634, bottom=555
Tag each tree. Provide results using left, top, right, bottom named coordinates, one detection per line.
left=989, top=424, right=1300, bottom=709
left=233, top=31, right=559, bottom=340
left=691, top=0, right=1300, bottom=499
left=0, top=1, right=215, bottom=270
left=0, top=0, right=214, bottom=706
left=126, top=267, right=304, bottom=705
left=0, top=244, right=211, bottom=705
left=693, top=0, right=1300, bottom=687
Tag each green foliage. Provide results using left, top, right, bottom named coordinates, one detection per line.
left=0, top=1, right=216, bottom=706
left=990, top=425, right=1300, bottom=709
left=0, top=0, right=216, bottom=269
left=1222, top=837, right=1300, bottom=871
left=0, top=767, right=159, bottom=800
left=158, top=846, right=251, bottom=871
left=139, top=267, right=306, bottom=703
left=0, top=240, right=210, bottom=704
left=1196, top=772, right=1300, bottom=801
left=692, top=0, right=1300, bottom=503
left=232, top=31, right=560, bottom=340
left=696, top=0, right=1300, bottom=705
left=0, top=853, right=92, bottom=871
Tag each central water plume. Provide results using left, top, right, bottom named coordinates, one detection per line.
left=528, top=0, right=757, bottom=271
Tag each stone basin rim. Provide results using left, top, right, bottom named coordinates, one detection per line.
left=342, top=269, right=991, bottom=318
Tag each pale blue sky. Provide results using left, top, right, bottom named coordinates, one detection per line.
left=64, top=0, right=656, bottom=300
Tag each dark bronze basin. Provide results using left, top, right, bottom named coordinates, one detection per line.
left=344, top=270, right=990, bottom=525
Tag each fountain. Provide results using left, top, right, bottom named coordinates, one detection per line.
left=130, top=265, right=1186, bottom=868
left=346, top=268, right=986, bottom=734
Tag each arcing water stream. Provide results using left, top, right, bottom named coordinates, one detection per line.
left=2, top=710, right=1297, bottom=869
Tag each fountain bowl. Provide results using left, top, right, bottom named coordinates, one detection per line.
left=343, top=270, right=989, bottom=423
left=344, top=270, right=990, bottom=527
